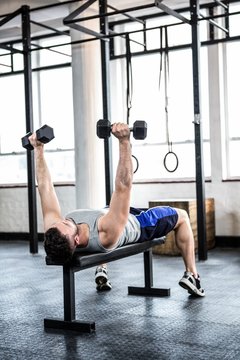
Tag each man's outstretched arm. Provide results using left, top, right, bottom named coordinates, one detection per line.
left=98, top=123, right=133, bottom=246
left=29, top=133, right=62, bottom=230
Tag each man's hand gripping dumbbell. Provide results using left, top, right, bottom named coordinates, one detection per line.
left=21, top=124, right=54, bottom=150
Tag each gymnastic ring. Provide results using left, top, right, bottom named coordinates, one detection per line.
left=163, top=151, right=179, bottom=173
left=132, top=154, right=139, bottom=173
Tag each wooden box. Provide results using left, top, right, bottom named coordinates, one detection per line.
left=148, top=198, right=215, bottom=255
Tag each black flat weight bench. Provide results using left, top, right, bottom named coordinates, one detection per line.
left=44, top=237, right=170, bottom=333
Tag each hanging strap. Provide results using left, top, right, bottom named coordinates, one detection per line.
left=126, top=34, right=133, bottom=125
left=164, top=26, right=170, bottom=148
left=158, top=27, right=163, bottom=90
left=126, top=35, right=139, bottom=173
left=162, top=26, right=179, bottom=173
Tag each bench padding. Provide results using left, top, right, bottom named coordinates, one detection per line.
left=45, top=237, right=166, bottom=270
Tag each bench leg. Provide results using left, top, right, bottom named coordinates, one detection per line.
left=128, top=249, right=170, bottom=297
left=44, top=266, right=95, bottom=333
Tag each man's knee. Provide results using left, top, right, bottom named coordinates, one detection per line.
left=175, top=208, right=190, bottom=227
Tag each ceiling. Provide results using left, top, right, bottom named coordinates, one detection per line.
left=0, top=0, right=229, bottom=42
left=0, top=0, right=214, bottom=14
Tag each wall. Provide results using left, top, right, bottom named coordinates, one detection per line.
left=0, top=186, right=76, bottom=233
left=0, top=179, right=239, bottom=236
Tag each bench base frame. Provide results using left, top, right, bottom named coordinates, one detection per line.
left=44, top=318, right=95, bottom=333
left=44, top=240, right=170, bottom=333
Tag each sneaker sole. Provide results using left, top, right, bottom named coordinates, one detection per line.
left=179, top=278, right=205, bottom=297
left=95, top=274, right=108, bottom=285
left=96, top=281, right=112, bottom=292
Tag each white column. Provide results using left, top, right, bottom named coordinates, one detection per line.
left=70, top=9, right=105, bottom=208
left=208, top=44, right=224, bottom=182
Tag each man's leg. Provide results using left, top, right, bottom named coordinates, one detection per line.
left=173, top=209, right=197, bottom=276
left=173, top=208, right=205, bottom=297
left=95, top=264, right=112, bottom=292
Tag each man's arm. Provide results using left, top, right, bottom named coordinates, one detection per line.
left=98, top=123, right=133, bottom=247
left=29, top=134, right=62, bottom=230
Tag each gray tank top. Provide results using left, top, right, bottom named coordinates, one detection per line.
left=66, top=209, right=141, bottom=253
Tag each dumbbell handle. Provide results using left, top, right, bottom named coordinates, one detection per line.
left=109, top=124, right=133, bottom=132
left=97, top=120, right=147, bottom=140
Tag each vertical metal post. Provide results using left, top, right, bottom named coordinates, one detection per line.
left=190, top=0, right=207, bottom=260
left=143, top=250, right=153, bottom=288
left=63, top=267, right=75, bottom=321
left=209, top=5, right=215, bottom=41
left=21, top=5, right=38, bottom=254
left=99, top=0, right=113, bottom=205
left=224, top=0, right=229, bottom=39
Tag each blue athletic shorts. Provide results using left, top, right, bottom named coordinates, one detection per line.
left=130, top=206, right=178, bottom=242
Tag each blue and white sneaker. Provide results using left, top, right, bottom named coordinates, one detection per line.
left=179, top=271, right=205, bottom=297
left=95, top=266, right=112, bottom=292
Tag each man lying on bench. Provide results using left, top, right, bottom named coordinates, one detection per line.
left=29, top=122, right=205, bottom=298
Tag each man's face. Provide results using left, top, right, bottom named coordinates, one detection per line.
left=52, top=218, right=79, bottom=248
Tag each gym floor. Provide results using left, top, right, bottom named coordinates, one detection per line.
left=0, top=241, right=239, bottom=360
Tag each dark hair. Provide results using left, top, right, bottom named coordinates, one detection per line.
left=44, top=227, right=75, bottom=263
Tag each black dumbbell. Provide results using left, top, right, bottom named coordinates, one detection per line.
left=21, top=124, right=55, bottom=150
left=97, top=120, right=147, bottom=140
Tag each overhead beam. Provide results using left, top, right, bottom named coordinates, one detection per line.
left=214, top=0, right=228, bottom=10
left=64, top=3, right=155, bottom=25
left=63, top=22, right=105, bottom=39
left=155, top=0, right=190, bottom=24
left=199, top=11, right=229, bottom=33
left=107, top=4, right=145, bottom=25
left=0, top=7, right=22, bottom=27
left=30, top=20, right=70, bottom=37
left=64, top=0, right=96, bottom=22
left=63, top=0, right=104, bottom=38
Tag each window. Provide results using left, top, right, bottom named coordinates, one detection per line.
left=223, top=3, right=240, bottom=178
left=0, top=74, right=28, bottom=184
left=224, top=41, right=240, bottom=178
left=0, top=35, right=74, bottom=184
left=31, top=36, right=71, bottom=68
left=111, top=16, right=210, bottom=180
left=38, top=66, right=75, bottom=182
left=0, top=48, right=12, bottom=73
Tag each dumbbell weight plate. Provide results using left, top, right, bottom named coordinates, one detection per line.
left=36, top=124, right=55, bottom=144
left=96, top=119, right=111, bottom=139
left=21, top=132, right=33, bottom=150
left=132, top=121, right=147, bottom=140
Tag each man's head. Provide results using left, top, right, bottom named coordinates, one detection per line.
left=44, top=218, right=79, bottom=263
